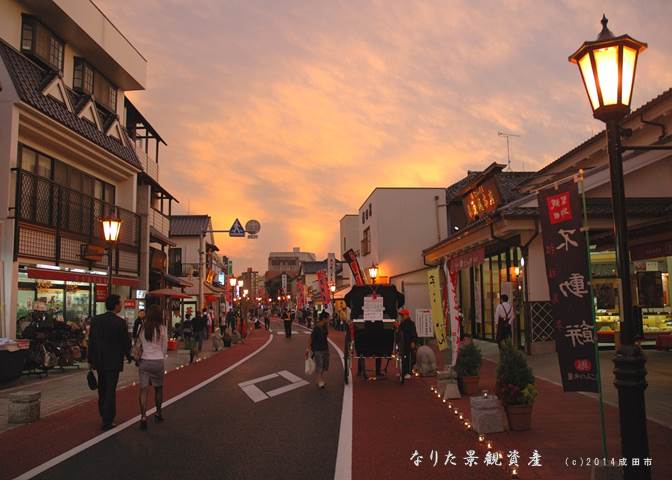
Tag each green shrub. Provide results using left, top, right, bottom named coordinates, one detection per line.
left=496, top=340, right=536, bottom=405
left=455, top=342, right=482, bottom=377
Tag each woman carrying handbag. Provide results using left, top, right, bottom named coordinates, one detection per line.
left=135, top=305, right=168, bottom=431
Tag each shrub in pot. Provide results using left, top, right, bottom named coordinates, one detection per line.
left=496, top=340, right=537, bottom=430
left=455, top=342, right=482, bottom=395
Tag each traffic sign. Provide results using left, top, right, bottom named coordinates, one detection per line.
left=229, top=218, right=246, bottom=237
left=245, top=219, right=261, bottom=234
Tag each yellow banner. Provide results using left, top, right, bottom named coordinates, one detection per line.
left=427, top=267, right=447, bottom=351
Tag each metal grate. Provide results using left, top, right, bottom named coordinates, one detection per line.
left=19, top=227, right=55, bottom=259
left=529, top=301, right=554, bottom=342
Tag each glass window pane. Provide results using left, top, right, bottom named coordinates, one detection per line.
left=54, top=160, right=67, bottom=185
left=81, top=175, right=93, bottom=196
left=21, top=22, right=33, bottom=51
left=37, top=154, right=52, bottom=178
left=65, top=286, right=90, bottom=323
left=68, top=170, right=82, bottom=190
left=21, top=146, right=36, bottom=172
left=94, top=179, right=103, bottom=200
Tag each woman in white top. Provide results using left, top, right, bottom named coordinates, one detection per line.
left=138, top=304, right=167, bottom=430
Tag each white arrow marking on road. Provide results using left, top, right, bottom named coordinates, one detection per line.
left=238, top=370, right=308, bottom=403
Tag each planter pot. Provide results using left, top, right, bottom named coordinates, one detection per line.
left=461, top=376, right=480, bottom=396
left=223, top=339, right=232, bottom=347
left=506, top=403, right=533, bottom=431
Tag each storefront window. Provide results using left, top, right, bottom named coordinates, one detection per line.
left=65, top=283, right=90, bottom=324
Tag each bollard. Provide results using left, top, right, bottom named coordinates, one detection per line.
left=8, top=391, right=41, bottom=424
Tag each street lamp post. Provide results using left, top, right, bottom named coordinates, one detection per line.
left=330, top=284, right=336, bottom=326
left=569, top=16, right=658, bottom=480
left=368, top=264, right=378, bottom=285
left=229, top=277, right=237, bottom=311
left=101, top=215, right=122, bottom=294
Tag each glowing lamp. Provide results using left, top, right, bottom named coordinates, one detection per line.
left=368, top=264, right=378, bottom=283
left=569, top=15, right=646, bottom=122
left=101, top=216, right=122, bottom=242
left=229, top=278, right=237, bottom=287
left=330, top=284, right=336, bottom=293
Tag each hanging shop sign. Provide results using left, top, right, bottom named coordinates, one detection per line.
left=539, top=180, right=598, bottom=393
left=124, top=300, right=137, bottom=310
left=427, top=267, right=448, bottom=351
left=281, top=272, right=288, bottom=293
left=317, top=270, right=331, bottom=305
left=630, top=239, right=672, bottom=261
left=448, top=247, right=485, bottom=273
left=343, top=248, right=366, bottom=286
left=327, top=253, right=336, bottom=286
left=444, top=260, right=461, bottom=366
left=95, top=284, right=108, bottom=302
left=463, top=177, right=502, bottom=222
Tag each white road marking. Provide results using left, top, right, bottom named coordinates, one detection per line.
left=238, top=369, right=309, bottom=403
left=266, top=380, right=309, bottom=398
left=12, top=333, right=275, bottom=480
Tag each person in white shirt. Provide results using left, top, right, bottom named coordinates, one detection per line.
left=495, top=294, right=513, bottom=345
left=137, top=304, right=167, bottom=431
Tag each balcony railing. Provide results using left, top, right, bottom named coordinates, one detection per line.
left=15, top=169, right=140, bottom=248
left=150, top=207, right=170, bottom=237
left=135, top=144, right=159, bottom=182
left=169, top=262, right=201, bottom=278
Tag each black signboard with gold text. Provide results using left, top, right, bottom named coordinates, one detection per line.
left=539, top=181, right=598, bottom=393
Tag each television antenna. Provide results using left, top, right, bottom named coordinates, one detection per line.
left=497, top=131, right=521, bottom=170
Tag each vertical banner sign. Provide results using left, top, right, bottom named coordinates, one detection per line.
left=427, top=267, right=448, bottom=351
left=295, top=280, right=304, bottom=309
left=281, top=272, right=288, bottom=294
left=445, top=260, right=461, bottom=366
left=317, top=270, right=331, bottom=305
left=343, top=249, right=366, bottom=286
left=327, top=253, right=336, bottom=286
left=539, top=181, right=598, bottom=393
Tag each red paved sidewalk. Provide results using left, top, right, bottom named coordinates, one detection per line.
left=0, top=329, right=270, bottom=480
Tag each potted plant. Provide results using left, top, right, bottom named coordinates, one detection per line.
left=455, top=341, right=482, bottom=395
left=496, top=340, right=538, bottom=431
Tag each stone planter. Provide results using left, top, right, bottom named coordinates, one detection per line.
left=8, top=391, right=41, bottom=424
left=461, top=376, right=480, bottom=396
left=176, top=349, right=191, bottom=365
left=505, top=403, right=533, bottom=431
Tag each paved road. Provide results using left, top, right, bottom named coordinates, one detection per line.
left=35, top=321, right=344, bottom=480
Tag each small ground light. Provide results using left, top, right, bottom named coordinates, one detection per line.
left=448, top=403, right=453, bottom=409
left=442, top=399, right=446, bottom=403
left=511, top=467, right=519, bottom=479
left=478, top=434, right=485, bottom=442
left=453, top=409, right=459, bottom=415
left=487, top=441, right=493, bottom=449
left=459, top=414, right=463, bottom=420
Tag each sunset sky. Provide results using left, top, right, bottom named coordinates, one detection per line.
left=97, top=0, right=672, bottom=274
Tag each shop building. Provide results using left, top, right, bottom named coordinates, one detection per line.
left=168, top=215, right=225, bottom=323
left=0, top=0, right=168, bottom=337
left=345, top=187, right=449, bottom=319
left=423, top=88, right=672, bottom=353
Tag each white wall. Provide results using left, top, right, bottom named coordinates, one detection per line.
left=0, top=0, right=23, bottom=48
left=339, top=215, right=359, bottom=257
left=392, top=268, right=432, bottom=322
left=365, top=188, right=447, bottom=278
left=527, top=234, right=549, bottom=302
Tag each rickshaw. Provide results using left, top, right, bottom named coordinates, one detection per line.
left=343, top=285, right=407, bottom=385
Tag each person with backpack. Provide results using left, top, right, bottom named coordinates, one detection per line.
left=306, top=311, right=330, bottom=388
left=136, top=304, right=167, bottom=431
left=495, top=294, right=514, bottom=345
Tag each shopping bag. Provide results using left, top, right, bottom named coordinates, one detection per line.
left=305, top=355, right=315, bottom=375
left=87, top=369, right=98, bottom=390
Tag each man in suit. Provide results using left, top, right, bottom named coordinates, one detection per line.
left=88, top=294, right=131, bottom=431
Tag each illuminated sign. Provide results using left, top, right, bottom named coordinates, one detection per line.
left=463, top=178, right=501, bottom=221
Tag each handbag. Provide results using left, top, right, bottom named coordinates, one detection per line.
left=131, top=327, right=143, bottom=362
left=305, top=354, right=316, bottom=375
left=87, top=369, right=98, bottom=390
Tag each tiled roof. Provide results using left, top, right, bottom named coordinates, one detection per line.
left=170, top=215, right=210, bottom=236
left=496, top=172, right=538, bottom=203
left=0, top=40, right=141, bottom=170
left=446, top=172, right=480, bottom=201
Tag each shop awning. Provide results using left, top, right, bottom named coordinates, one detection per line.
left=27, top=268, right=139, bottom=287
left=147, top=288, right=191, bottom=298
left=164, top=273, right=193, bottom=288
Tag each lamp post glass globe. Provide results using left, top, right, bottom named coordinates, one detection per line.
left=229, top=277, right=237, bottom=287
left=569, top=15, right=646, bottom=122
left=368, top=264, right=378, bottom=284
left=330, top=284, right=336, bottom=293
left=101, top=217, right=122, bottom=242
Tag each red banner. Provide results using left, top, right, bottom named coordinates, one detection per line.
left=317, top=270, right=331, bottom=305
left=95, top=285, right=108, bottom=302
left=448, top=247, right=485, bottom=273
left=296, top=280, right=305, bottom=309
left=343, top=249, right=365, bottom=286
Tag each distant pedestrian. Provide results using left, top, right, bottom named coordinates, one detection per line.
left=495, top=294, right=514, bottom=345
left=263, top=311, right=270, bottom=331
left=398, top=309, right=418, bottom=379
left=192, top=310, right=207, bottom=354
left=137, top=305, right=167, bottom=431
left=87, top=294, right=131, bottom=431
left=132, top=309, right=146, bottom=340
left=181, top=313, right=195, bottom=363
left=306, top=311, right=330, bottom=388
left=282, top=309, right=292, bottom=338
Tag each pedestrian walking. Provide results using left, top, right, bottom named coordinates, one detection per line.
left=263, top=311, right=270, bottom=331
left=306, top=311, right=330, bottom=388
left=181, top=313, right=195, bottom=363
left=137, top=304, right=167, bottom=431
left=495, top=294, right=514, bottom=345
left=282, top=309, right=292, bottom=338
left=398, top=309, right=418, bottom=379
left=87, top=294, right=131, bottom=431
left=132, top=309, right=145, bottom=340
left=192, top=310, right=206, bottom=355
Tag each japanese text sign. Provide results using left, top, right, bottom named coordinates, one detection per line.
left=539, top=181, right=598, bottom=393
left=463, top=178, right=502, bottom=222
left=427, top=267, right=448, bottom=351
left=344, top=249, right=366, bottom=286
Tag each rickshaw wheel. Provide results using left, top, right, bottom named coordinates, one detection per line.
left=344, top=353, right=350, bottom=385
